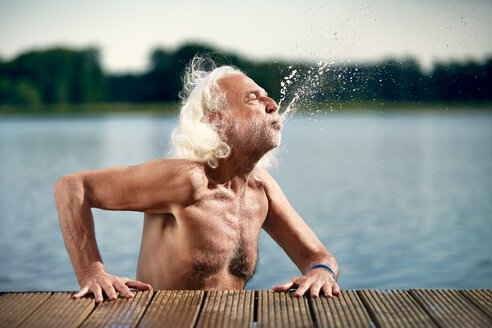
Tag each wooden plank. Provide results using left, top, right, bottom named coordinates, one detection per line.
left=80, top=290, right=153, bottom=328
left=311, top=290, right=374, bottom=327
left=0, top=292, right=51, bottom=327
left=1, top=289, right=489, bottom=327
left=410, top=289, right=492, bottom=328
left=17, top=292, right=94, bottom=328
left=195, top=290, right=254, bottom=328
left=359, top=289, right=437, bottom=328
left=257, top=290, right=314, bottom=328
left=137, top=290, right=204, bottom=328
left=460, top=289, right=492, bottom=317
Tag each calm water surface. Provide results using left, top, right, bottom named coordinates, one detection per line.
left=0, top=110, right=491, bottom=291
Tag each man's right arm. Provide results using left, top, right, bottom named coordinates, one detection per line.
left=54, top=159, right=196, bottom=302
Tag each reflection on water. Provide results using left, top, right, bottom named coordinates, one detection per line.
left=0, top=111, right=491, bottom=291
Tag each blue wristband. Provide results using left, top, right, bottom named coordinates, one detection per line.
left=308, top=264, right=337, bottom=281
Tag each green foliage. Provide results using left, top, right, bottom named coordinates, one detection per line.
left=0, top=48, right=107, bottom=104
left=110, top=42, right=250, bottom=103
left=0, top=102, right=178, bottom=115
left=0, top=43, right=491, bottom=113
left=0, top=78, right=41, bottom=105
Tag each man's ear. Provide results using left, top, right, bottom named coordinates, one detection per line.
left=208, top=112, right=222, bottom=125
left=208, top=112, right=226, bottom=134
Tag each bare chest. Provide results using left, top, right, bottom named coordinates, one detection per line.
left=179, top=188, right=268, bottom=281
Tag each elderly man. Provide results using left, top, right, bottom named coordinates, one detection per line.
left=54, top=57, right=340, bottom=303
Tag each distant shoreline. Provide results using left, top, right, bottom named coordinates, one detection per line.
left=1, top=101, right=491, bottom=117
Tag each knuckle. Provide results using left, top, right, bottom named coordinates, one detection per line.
left=109, top=275, right=119, bottom=283
left=98, top=282, right=109, bottom=289
left=121, top=287, right=132, bottom=295
left=103, top=285, right=115, bottom=293
left=117, top=282, right=130, bottom=290
left=297, top=277, right=309, bottom=284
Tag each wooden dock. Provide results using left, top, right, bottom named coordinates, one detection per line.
left=0, top=289, right=490, bottom=327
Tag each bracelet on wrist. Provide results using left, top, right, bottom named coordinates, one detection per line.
left=308, top=264, right=337, bottom=281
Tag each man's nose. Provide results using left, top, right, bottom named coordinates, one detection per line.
left=265, top=98, right=279, bottom=114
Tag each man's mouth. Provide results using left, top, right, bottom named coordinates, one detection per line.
left=271, top=119, right=283, bottom=130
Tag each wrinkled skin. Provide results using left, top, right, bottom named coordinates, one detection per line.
left=55, top=73, right=339, bottom=302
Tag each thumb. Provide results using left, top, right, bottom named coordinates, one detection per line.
left=73, top=286, right=89, bottom=299
left=125, top=279, right=152, bottom=290
left=272, top=279, right=296, bottom=292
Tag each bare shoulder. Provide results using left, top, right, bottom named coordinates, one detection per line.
left=143, top=158, right=205, bottom=180
left=142, top=158, right=207, bottom=196
left=58, top=158, right=209, bottom=213
left=117, top=158, right=208, bottom=210
left=255, top=168, right=298, bottom=231
left=253, top=168, right=283, bottom=204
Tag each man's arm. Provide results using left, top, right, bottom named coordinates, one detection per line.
left=54, top=159, right=196, bottom=302
left=260, top=170, right=340, bottom=298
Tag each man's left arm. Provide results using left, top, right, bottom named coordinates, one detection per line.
left=261, top=170, right=340, bottom=298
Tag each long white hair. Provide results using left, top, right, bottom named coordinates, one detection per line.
left=171, top=56, right=277, bottom=170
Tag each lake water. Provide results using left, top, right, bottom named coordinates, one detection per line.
left=0, top=110, right=491, bottom=292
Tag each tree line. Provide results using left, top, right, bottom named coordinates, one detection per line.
left=0, top=43, right=490, bottom=106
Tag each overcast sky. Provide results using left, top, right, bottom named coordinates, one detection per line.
left=1, top=0, right=491, bottom=72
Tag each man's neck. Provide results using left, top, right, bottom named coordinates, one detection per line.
left=205, top=150, right=262, bottom=190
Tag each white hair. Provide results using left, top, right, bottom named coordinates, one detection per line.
left=171, top=56, right=277, bottom=171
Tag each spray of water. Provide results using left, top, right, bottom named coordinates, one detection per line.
left=278, top=60, right=338, bottom=123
